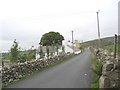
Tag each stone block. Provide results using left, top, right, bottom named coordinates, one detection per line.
left=99, top=75, right=110, bottom=88
left=109, top=70, right=119, bottom=80
left=110, top=52, right=114, bottom=56
left=106, top=64, right=114, bottom=71
left=104, top=56, right=111, bottom=60
left=102, top=71, right=111, bottom=76
left=110, top=80, right=119, bottom=88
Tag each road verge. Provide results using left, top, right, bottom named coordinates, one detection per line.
left=89, top=47, right=102, bottom=89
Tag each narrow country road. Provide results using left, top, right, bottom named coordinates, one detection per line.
left=7, top=48, right=92, bottom=88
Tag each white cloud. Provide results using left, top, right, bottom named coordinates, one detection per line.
left=0, top=0, right=119, bottom=52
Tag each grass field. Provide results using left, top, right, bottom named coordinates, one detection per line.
left=102, top=44, right=120, bottom=52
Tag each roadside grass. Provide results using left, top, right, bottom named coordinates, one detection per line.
left=2, top=54, right=76, bottom=88
left=90, top=49, right=102, bottom=89
left=118, top=44, right=120, bottom=52
left=0, top=83, right=2, bottom=90
left=118, top=44, right=120, bottom=55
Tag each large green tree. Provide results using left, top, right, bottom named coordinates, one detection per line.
left=40, top=31, right=64, bottom=46
left=10, top=39, right=20, bottom=62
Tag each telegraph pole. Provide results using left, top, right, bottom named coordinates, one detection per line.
left=114, top=34, right=117, bottom=58
left=96, top=10, right=101, bottom=48
left=71, top=30, right=74, bottom=53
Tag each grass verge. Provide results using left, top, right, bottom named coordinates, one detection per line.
left=90, top=48, right=102, bottom=89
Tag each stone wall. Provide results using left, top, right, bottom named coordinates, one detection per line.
left=2, top=53, right=72, bottom=87
left=95, top=49, right=120, bottom=88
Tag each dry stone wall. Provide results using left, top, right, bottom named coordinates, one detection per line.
left=95, top=49, right=120, bottom=88
left=2, top=53, right=71, bottom=86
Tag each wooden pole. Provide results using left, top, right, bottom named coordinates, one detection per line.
left=71, top=30, right=74, bottom=53
left=96, top=10, right=101, bottom=48
left=114, top=34, right=117, bottom=58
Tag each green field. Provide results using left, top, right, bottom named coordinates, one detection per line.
left=102, top=44, right=120, bottom=53
left=2, top=50, right=35, bottom=63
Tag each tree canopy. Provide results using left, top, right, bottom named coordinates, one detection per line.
left=40, top=31, right=64, bottom=46
left=10, top=39, right=20, bottom=62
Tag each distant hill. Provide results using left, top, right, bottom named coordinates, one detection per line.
left=81, top=35, right=120, bottom=48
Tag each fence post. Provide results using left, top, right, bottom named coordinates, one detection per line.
left=114, top=34, right=117, bottom=58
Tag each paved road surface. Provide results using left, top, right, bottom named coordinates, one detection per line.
left=7, top=48, right=92, bottom=88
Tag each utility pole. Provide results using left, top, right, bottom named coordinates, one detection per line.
left=96, top=10, right=101, bottom=48
left=114, top=34, right=117, bottom=58
left=71, top=30, right=74, bottom=53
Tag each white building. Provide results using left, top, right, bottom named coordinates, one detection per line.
left=35, top=45, right=63, bottom=60
left=64, top=45, right=73, bottom=54
left=35, top=40, right=81, bottom=60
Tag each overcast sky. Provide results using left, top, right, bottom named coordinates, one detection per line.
left=0, top=0, right=119, bottom=52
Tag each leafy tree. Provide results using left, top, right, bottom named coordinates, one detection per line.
left=27, top=49, right=36, bottom=61
left=40, top=31, right=64, bottom=46
left=18, top=48, right=35, bottom=62
left=18, top=53, right=27, bottom=63
left=10, top=39, right=20, bottom=62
